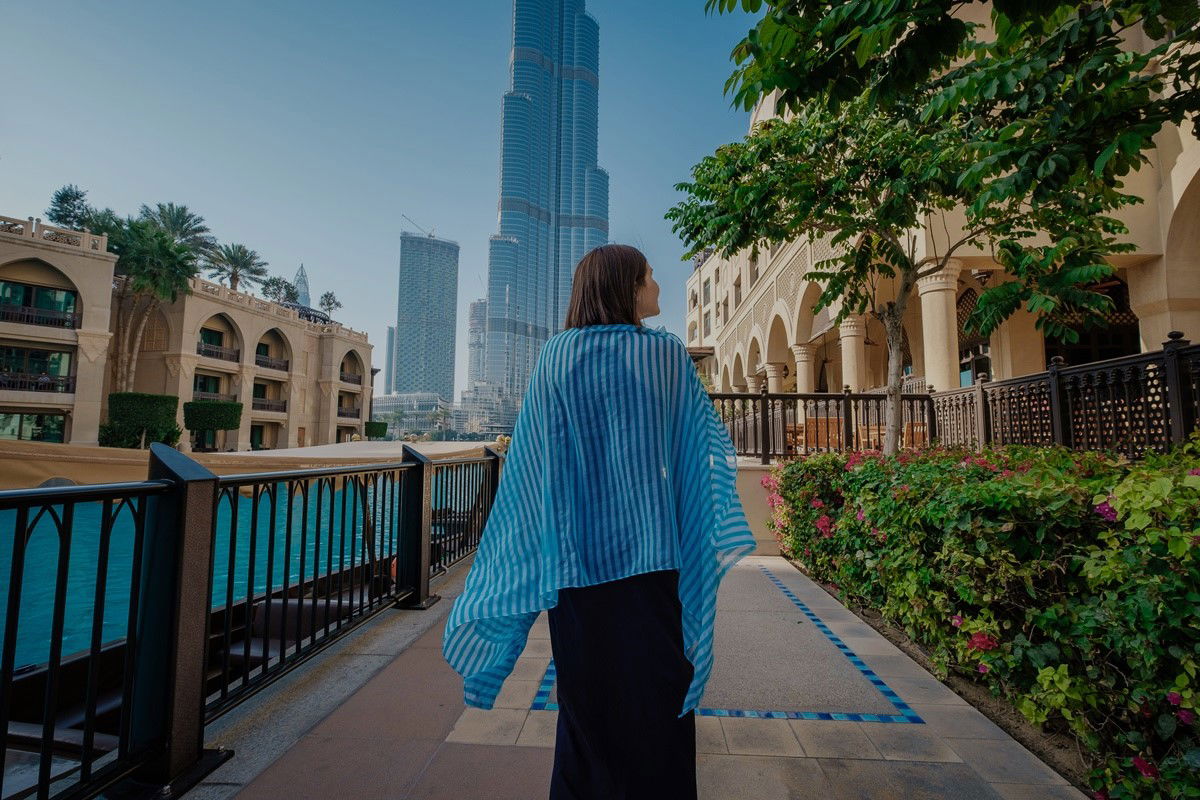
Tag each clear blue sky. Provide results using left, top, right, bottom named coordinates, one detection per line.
left=0, top=0, right=758, bottom=401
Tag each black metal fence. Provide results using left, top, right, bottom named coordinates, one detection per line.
left=933, top=331, right=1200, bottom=458
left=712, top=390, right=934, bottom=464
left=715, top=332, right=1200, bottom=463
left=1, top=443, right=503, bottom=800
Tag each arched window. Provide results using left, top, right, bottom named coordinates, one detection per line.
left=957, top=289, right=990, bottom=387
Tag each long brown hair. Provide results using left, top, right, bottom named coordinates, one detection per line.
left=562, top=243, right=648, bottom=329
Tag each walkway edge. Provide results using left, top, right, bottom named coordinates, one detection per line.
left=183, top=557, right=474, bottom=800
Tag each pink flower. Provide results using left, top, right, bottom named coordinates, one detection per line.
left=811, top=498, right=824, bottom=509
left=767, top=492, right=784, bottom=509
left=966, top=632, right=999, bottom=652
left=1094, top=501, right=1117, bottom=522
left=803, top=547, right=811, bottom=556
left=1092, top=791, right=1109, bottom=800
left=1189, top=467, right=1200, bottom=476
left=1132, top=755, right=1159, bottom=779
left=856, top=509, right=865, bottom=521
left=1177, top=708, right=1195, bottom=725
left=815, top=515, right=833, bottom=538
left=977, top=662, right=989, bottom=674
left=951, top=614, right=964, bottom=628
left=1167, top=691, right=1182, bottom=706
left=1000, top=469, right=1014, bottom=478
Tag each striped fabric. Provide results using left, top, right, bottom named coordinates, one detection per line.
left=441, top=323, right=756, bottom=718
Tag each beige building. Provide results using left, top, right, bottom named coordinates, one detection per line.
left=687, top=74, right=1200, bottom=396
left=0, top=215, right=372, bottom=450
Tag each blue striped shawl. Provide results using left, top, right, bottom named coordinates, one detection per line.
left=440, top=323, right=756, bottom=718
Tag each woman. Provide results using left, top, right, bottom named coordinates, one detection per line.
left=442, top=244, right=755, bottom=799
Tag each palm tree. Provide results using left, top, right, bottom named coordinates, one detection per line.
left=111, top=218, right=198, bottom=391
left=138, top=202, right=216, bottom=257
left=207, top=243, right=269, bottom=292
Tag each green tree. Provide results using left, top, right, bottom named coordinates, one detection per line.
left=207, top=243, right=269, bottom=292
left=111, top=218, right=198, bottom=391
left=668, top=91, right=1132, bottom=455
left=260, top=275, right=299, bottom=303
left=138, top=202, right=216, bottom=257
left=45, top=184, right=92, bottom=230
left=319, top=291, right=342, bottom=316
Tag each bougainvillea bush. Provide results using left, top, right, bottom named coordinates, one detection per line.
left=763, top=439, right=1200, bottom=799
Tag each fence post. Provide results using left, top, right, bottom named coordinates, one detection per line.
left=925, top=386, right=938, bottom=444
left=842, top=386, right=854, bottom=452
left=759, top=382, right=771, bottom=465
left=1162, top=331, right=1194, bottom=446
left=127, top=443, right=230, bottom=791
left=1046, top=356, right=1070, bottom=447
left=396, top=445, right=439, bottom=609
left=483, top=445, right=504, bottom=507
left=974, top=374, right=992, bottom=450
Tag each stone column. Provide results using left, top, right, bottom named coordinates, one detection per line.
left=164, top=353, right=198, bottom=452
left=71, top=330, right=112, bottom=445
left=790, top=344, right=815, bottom=394
left=733, top=382, right=748, bottom=394
left=839, top=316, right=867, bottom=392
left=764, top=362, right=787, bottom=392
left=917, top=259, right=962, bottom=392
left=745, top=374, right=762, bottom=393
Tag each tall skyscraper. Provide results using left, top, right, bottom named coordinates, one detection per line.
left=384, top=325, right=396, bottom=394
left=294, top=264, right=311, bottom=308
left=482, top=0, right=609, bottom=429
left=393, top=231, right=459, bottom=403
left=467, top=299, right=487, bottom=385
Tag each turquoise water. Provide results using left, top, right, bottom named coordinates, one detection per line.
left=0, top=470, right=480, bottom=669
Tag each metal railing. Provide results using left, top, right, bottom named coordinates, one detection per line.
left=339, top=372, right=362, bottom=386
left=932, top=331, right=1200, bottom=458
left=0, top=306, right=80, bottom=330
left=193, top=391, right=236, bottom=403
left=0, top=444, right=504, bottom=799
left=712, top=388, right=934, bottom=463
left=196, top=342, right=240, bottom=362
left=0, top=374, right=75, bottom=393
left=251, top=398, right=287, bottom=413
left=337, top=407, right=361, bottom=419
left=254, top=354, right=289, bottom=371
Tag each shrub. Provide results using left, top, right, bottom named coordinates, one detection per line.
left=766, top=438, right=1200, bottom=799
left=364, top=420, right=387, bottom=440
left=183, top=400, right=242, bottom=432
left=100, top=392, right=181, bottom=448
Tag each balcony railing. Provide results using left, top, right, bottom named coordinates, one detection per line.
left=255, top=353, right=289, bottom=371
left=337, top=406, right=361, bottom=418
left=252, top=397, right=287, bottom=412
left=0, top=215, right=109, bottom=252
left=0, top=304, right=81, bottom=329
left=715, top=331, right=1200, bottom=463
left=0, top=373, right=76, bottom=393
left=0, top=443, right=504, bottom=800
left=197, top=342, right=240, bottom=362
left=339, top=371, right=362, bottom=385
left=193, top=390, right=236, bottom=402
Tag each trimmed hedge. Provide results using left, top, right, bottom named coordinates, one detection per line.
left=183, top=400, right=242, bottom=432
left=364, top=420, right=387, bottom=439
left=765, top=440, right=1200, bottom=799
left=99, top=392, right=180, bottom=448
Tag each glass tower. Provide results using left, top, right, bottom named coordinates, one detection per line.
left=394, top=232, right=460, bottom=403
left=484, top=0, right=609, bottom=428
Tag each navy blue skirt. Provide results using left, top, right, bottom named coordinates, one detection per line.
left=547, top=568, right=697, bottom=800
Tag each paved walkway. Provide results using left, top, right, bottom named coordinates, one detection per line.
left=231, top=555, right=1085, bottom=799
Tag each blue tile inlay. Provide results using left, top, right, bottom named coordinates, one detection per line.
left=528, top=564, right=924, bottom=724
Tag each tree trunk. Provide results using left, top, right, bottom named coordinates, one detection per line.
left=124, top=299, right=157, bottom=392
left=880, top=266, right=917, bottom=456
left=229, top=273, right=239, bottom=292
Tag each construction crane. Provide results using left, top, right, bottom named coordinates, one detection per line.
left=401, top=214, right=435, bottom=238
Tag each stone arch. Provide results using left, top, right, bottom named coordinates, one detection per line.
left=731, top=352, right=746, bottom=389
left=339, top=348, right=367, bottom=378
left=255, top=326, right=296, bottom=371
left=195, top=312, right=246, bottom=359
left=720, top=363, right=732, bottom=392
left=792, top=282, right=824, bottom=343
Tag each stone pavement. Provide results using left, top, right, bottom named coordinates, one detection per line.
left=231, top=555, right=1086, bottom=799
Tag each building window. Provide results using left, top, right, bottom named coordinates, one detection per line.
left=200, top=328, right=224, bottom=347
left=703, top=312, right=711, bottom=337
left=749, top=253, right=759, bottom=285
left=0, top=345, right=72, bottom=377
left=715, top=267, right=720, bottom=282
left=0, top=412, right=66, bottom=443
left=256, top=342, right=270, bottom=358
left=703, top=279, right=711, bottom=306
left=0, top=280, right=80, bottom=328
left=734, top=278, right=742, bottom=307
left=250, top=424, right=264, bottom=450
left=193, top=373, right=221, bottom=394
left=723, top=297, right=729, bottom=324
left=253, top=382, right=267, bottom=400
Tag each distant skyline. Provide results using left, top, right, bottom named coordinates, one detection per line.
left=0, top=1, right=758, bottom=403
